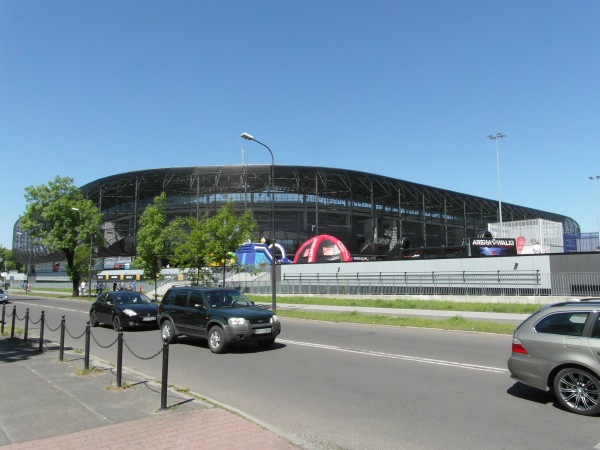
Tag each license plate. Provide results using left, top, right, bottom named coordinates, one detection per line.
left=142, top=316, right=157, bottom=322
left=253, top=328, right=271, bottom=335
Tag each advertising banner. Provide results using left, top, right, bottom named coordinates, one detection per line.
left=469, top=237, right=517, bottom=257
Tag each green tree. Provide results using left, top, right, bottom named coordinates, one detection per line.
left=169, top=216, right=212, bottom=285
left=203, top=201, right=257, bottom=285
left=136, top=192, right=171, bottom=298
left=169, top=202, right=257, bottom=286
left=0, top=246, right=20, bottom=273
left=73, top=243, right=92, bottom=284
left=19, top=176, right=103, bottom=296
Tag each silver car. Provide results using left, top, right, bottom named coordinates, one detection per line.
left=0, top=288, right=7, bottom=304
left=508, top=299, right=600, bottom=415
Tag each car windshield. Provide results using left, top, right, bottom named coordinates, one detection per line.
left=0, top=289, right=4, bottom=294
left=208, top=290, right=252, bottom=308
left=114, top=293, right=152, bottom=305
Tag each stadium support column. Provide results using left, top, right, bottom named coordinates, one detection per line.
left=241, top=132, right=277, bottom=312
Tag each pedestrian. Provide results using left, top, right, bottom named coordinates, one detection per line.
left=113, top=281, right=117, bottom=291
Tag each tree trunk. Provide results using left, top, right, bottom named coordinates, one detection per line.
left=64, top=248, right=80, bottom=297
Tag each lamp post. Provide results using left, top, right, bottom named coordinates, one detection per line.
left=589, top=175, right=600, bottom=250
left=16, top=232, right=31, bottom=292
left=486, top=133, right=506, bottom=237
left=241, top=132, right=277, bottom=311
left=71, top=207, right=94, bottom=297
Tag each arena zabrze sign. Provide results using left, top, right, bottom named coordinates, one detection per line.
left=469, top=238, right=517, bottom=257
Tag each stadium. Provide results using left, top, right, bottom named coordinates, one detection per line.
left=13, top=164, right=580, bottom=266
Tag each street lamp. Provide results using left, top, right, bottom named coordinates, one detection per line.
left=241, top=132, right=277, bottom=311
left=71, top=207, right=94, bottom=297
left=486, top=133, right=506, bottom=236
left=16, top=231, right=31, bottom=292
left=589, top=175, right=600, bottom=250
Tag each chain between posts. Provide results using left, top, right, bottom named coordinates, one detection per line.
left=65, top=324, right=87, bottom=340
left=44, top=319, right=62, bottom=332
left=29, top=314, right=43, bottom=325
left=122, top=338, right=164, bottom=360
left=2, top=304, right=13, bottom=319
left=90, top=331, right=119, bottom=349
left=14, top=309, right=27, bottom=321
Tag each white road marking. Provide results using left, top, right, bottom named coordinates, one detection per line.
left=278, top=339, right=508, bottom=374
left=14, top=302, right=86, bottom=314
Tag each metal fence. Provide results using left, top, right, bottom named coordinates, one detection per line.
left=225, top=270, right=600, bottom=298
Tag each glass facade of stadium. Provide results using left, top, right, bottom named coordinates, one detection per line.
left=13, top=165, right=580, bottom=264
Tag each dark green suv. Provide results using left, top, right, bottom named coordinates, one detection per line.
left=158, top=287, right=281, bottom=353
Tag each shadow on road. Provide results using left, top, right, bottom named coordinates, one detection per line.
left=506, top=382, right=553, bottom=405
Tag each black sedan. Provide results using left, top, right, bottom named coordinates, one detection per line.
left=90, top=291, right=159, bottom=331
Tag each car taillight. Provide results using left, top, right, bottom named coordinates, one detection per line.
left=512, top=338, right=528, bottom=355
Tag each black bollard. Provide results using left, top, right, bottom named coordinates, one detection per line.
left=39, top=311, right=45, bottom=352
left=84, top=321, right=90, bottom=370
left=59, top=316, right=66, bottom=362
left=161, top=338, right=169, bottom=410
left=24, top=308, right=29, bottom=344
left=116, top=329, right=123, bottom=387
left=11, top=306, right=16, bottom=339
left=1, top=304, right=5, bottom=334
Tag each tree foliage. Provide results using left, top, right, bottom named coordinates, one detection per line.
left=203, top=201, right=257, bottom=284
left=169, top=216, right=211, bottom=285
left=136, top=192, right=171, bottom=295
left=170, top=201, right=257, bottom=286
left=19, top=176, right=103, bottom=296
left=0, top=246, right=20, bottom=273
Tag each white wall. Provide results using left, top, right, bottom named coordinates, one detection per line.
left=281, top=255, right=553, bottom=276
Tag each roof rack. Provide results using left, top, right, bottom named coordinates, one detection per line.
left=548, top=299, right=600, bottom=308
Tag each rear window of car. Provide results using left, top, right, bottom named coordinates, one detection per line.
left=535, top=312, right=589, bottom=336
left=162, top=289, right=176, bottom=305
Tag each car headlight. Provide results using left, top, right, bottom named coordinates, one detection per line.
left=271, top=315, right=279, bottom=323
left=228, top=317, right=246, bottom=326
left=122, top=309, right=137, bottom=317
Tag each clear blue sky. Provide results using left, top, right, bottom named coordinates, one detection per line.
left=1, top=1, right=599, bottom=249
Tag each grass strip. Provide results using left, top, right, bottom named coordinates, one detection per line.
left=277, top=309, right=516, bottom=334
left=248, top=295, right=540, bottom=314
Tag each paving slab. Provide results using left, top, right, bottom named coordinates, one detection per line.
left=0, top=336, right=300, bottom=449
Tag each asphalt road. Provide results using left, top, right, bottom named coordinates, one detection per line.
left=6, top=295, right=600, bottom=449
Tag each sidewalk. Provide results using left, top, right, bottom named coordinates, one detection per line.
left=0, top=336, right=301, bottom=449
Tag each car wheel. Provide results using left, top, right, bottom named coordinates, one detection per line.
left=89, top=311, right=99, bottom=327
left=258, top=338, right=275, bottom=348
left=553, top=367, right=600, bottom=416
left=112, top=316, right=123, bottom=331
left=161, top=320, right=177, bottom=344
left=208, top=326, right=228, bottom=354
